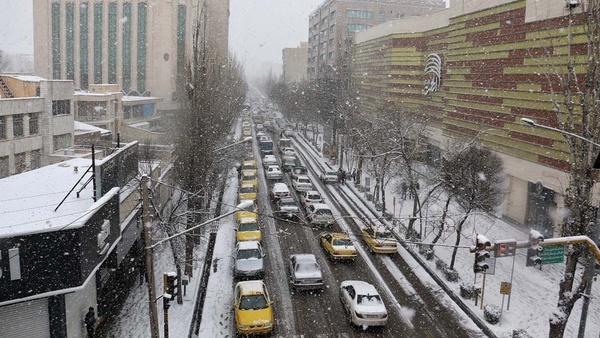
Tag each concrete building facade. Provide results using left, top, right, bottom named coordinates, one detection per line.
left=352, top=0, right=592, bottom=236
left=33, top=0, right=230, bottom=112
left=282, top=42, right=308, bottom=84
left=308, top=0, right=445, bottom=80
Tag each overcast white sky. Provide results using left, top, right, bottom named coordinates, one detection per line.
left=0, top=0, right=33, bottom=55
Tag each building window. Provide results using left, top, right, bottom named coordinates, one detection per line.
left=80, top=2, right=89, bottom=89
left=329, top=51, right=334, bottom=60
left=65, top=3, right=75, bottom=80
left=31, top=150, right=41, bottom=169
left=13, top=114, right=24, bottom=137
left=15, top=152, right=26, bottom=174
left=346, top=23, right=369, bottom=32
left=137, top=2, right=148, bottom=93
left=346, top=10, right=373, bottom=19
left=0, top=116, right=5, bottom=139
left=379, top=12, right=385, bottom=23
left=52, top=100, right=71, bottom=116
left=52, top=3, right=61, bottom=79
left=108, top=2, right=118, bottom=84
left=122, top=2, right=132, bottom=92
left=53, top=133, right=72, bottom=150
left=29, top=113, right=39, bottom=135
left=94, top=2, right=103, bottom=84
left=0, top=156, right=8, bottom=178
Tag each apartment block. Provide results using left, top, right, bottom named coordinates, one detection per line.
left=282, top=42, right=308, bottom=84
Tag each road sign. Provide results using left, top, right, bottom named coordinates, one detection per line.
left=540, top=245, right=565, bottom=264
left=494, top=240, right=517, bottom=257
left=500, top=282, right=511, bottom=295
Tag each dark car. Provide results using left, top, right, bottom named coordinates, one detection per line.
left=282, top=156, right=296, bottom=172
left=291, top=165, right=308, bottom=180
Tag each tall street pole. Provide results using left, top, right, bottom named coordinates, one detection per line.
left=142, top=175, right=160, bottom=338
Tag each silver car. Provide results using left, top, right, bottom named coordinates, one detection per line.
left=234, top=241, right=265, bottom=279
left=276, top=197, right=300, bottom=220
left=289, top=254, right=324, bottom=291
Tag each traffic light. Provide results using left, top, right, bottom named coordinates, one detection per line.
left=473, top=234, right=492, bottom=273
left=164, top=272, right=178, bottom=298
left=526, top=229, right=544, bottom=267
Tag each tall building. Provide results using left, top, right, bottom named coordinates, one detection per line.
left=33, top=0, right=230, bottom=112
left=282, top=42, right=308, bottom=84
left=307, top=0, right=445, bottom=80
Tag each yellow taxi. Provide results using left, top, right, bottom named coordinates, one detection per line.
left=319, top=232, right=357, bottom=261
left=243, top=126, right=252, bottom=137
left=237, top=217, right=262, bottom=242
left=362, top=225, right=397, bottom=254
left=238, top=184, right=258, bottom=201
left=233, top=280, right=274, bottom=335
left=241, top=160, right=257, bottom=174
left=237, top=200, right=258, bottom=221
left=241, top=171, right=258, bottom=189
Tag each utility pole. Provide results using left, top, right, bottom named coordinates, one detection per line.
left=142, top=175, right=160, bottom=338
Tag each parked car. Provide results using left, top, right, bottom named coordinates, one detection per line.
left=290, top=165, right=307, bottom=180
left=266, top=165, right=283, bottom=180
left=339, top=281, right=388, bottom=328
left=319, top=232, right=357, bottom=261
left=234, top=241, right=265, bottom=279
left=320, top=170, right=338, bottom=184
left=292, top=175, right=313, bottom=192
left=238, top=184, right=257, bottom=201
left=270, top=182, right=291, bottom=201
left=289, top=254, right=324, bottom=291
left=237, top=217, right=262, bottom=242
left=282, top=156, right=297, bottom=172
left=361, top=225, right=397, bottom=254
left=275, top=197, right=300, bottom=220
left=299, top=190, right=323, bottom=208
left=233, top=280, right=274, bottom=335
left=262, top=154, right=277, bottom=168
left=306, top=203, right=335, bottom=226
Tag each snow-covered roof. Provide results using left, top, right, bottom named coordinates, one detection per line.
left=122, top=95, right=162, bottom=103
left=74, top=121, right=112, bottom=136
left=290, top=254, right=317, bottom=263
left=0, top=158, right=118, bottom=238
left=6, top=75, right=46, bottom=82
left=341, top=280, right=378, bottom=295
left=239, top=217, right=257, bottom=224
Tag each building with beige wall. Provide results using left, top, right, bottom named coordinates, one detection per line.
left=33, top=0, right=230, bottom=113
left=308, top=0, right=445, bottom=80
left=352, top=0, right=591, bottom=237
left=282, top=42, right=308, bottom=84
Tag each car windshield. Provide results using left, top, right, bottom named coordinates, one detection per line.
left=298, top=178, right=310, bottom=184
left=239, top=294, right=269, bottom=310
left=296, top=262, right=319, bottom=273
left=307, top=194, right=320, bottom=200
left=240, top=187, right=256, bottom=193
left=243, top=174, right=256, bottom=181
left=239, top=222, right=259, bottom=232
left=357, top=294, right=383, bottom=306
left=315, top=209, right=332, bottom=216
left=280, top=200, right=297, bottom=207
left=376, top=232, right=393, bottom=240
left=326, top=172, right=337, bottom=176
left=242, top=165, right=256, bottom=170
left=237, top=248, right=262, bottom=260
left=333, top=238, right=352, bottom=246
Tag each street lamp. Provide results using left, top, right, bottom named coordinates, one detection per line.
left=213, top=136, right=253, bottom=152
left=521, top=117, right=598, bottom=338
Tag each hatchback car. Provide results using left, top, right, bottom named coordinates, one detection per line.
left=237, top=217, right=262, bottom=242
left=233, top=280, right=274, bottom=335
left=292, top=175, right=313, bottom=192
left=275, top=197, right=300, bottom=220
left=265, top=165, right=283, bottom=180
left=270, top=182, right=291, bottom=201
left=362, top=225, right=397, bottom=254
left=339, top=281, right=388, bottom=328
left=289, top=254, right=324, bottom=291
left=262, top=154, right=277, bottom=168
left=306, top=203, right=335, bottom=226
left=300, top=190, right=323, bottom=208
left=320, top=170, right=338, bottom=184
left=238, top=184, right=258, bottom=201
left=319, top=232, right=357, bottom=261
left=234, top=241, right=265, bottom=279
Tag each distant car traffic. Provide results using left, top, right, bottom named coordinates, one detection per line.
left=289, top=254, right=324, bottom=291
left=234, top=241, right=265, bottom=279
left=265, top=165, right=283, bottom=180
left=339, top=280, right=388, bottom=328
left=233, top=280, right=274, bottom=335
left=361, top=225, right=397, bottom=254
left=319, top=232, right=357, bottom=261
left=275, top=197, right=300, bottom=221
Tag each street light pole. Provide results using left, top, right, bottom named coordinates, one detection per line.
left=213, top=136, right=253, bottom=152
left=141, top=175, right=160, bottom=338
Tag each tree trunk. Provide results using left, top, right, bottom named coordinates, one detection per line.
left=431, top=196, right=452, bottom=249
left=449, top=212, right=470, bottom=270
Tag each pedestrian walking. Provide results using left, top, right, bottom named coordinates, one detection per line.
left=401, top=181, right=408, bottom=200
left=351, top=169, right=357, bottom=182
left=337, top=168, right=343, bottom=184
left=85, top=307, right=96, bottom=338
left=236, top=165, right=242, bottom=180
left=342, top=170, right=347, bottom=184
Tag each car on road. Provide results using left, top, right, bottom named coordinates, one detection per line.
left=319, top=232, right=357, bottom=261
left=233, top=280, right=274, bottom=335
left=339, top=281, right=388, bottom=328
left=275, top=197, right=300, bottom=220
left=237, top=217, right=262, bottom=242
left=262, top=154, right=277, bottom=168
left=282, top=156, right=297, bottom=172
left=234, top=241, right=265, bottom=279
left=270, top=182, right=291, bottom=202
left=299, top=190, right=323, bottom=209
left=284, top=128, right=295, bottom=138
left=290, top=165, right=308, bottom=180
left=306, top=203, right=335, bottom=226
left=292, top=175, right=313, bottom=192
left=281, top=147, right=296, bottom=157
left=320, top=170, right=338, bottom=184
left=241, top=171, right=258, bottom=188
left=255, top=123, right=264, bottom=131
left=265, top=165, right=283, bottom=180
left=236, top=200, right=258, bottom=221
left=241, top=160, right=257, bottom=174
left=243, top=126, right=252, bottom=137
left=238, top=184, right=257, bottom=201
left=361, top=225, right=397, bottom=254
left=289, top=254, right=324, bottom=291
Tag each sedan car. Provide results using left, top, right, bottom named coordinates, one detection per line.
left=319, top=232, right=357, bottom=261
left=238, top=184, right=257, bottom=201
left=320, top=170, right=338, bottom=184
left=289, top=254, right=324, bottom=291
left=234, top=241, right=265, bottom=279
left=237, top=217, right=262, bottom=242
left=265, top=165, right=283, bottom=180
left=270, top=182, right=291, bottom=201
left=233, top=280, right=274, bottom=335
left=262, top=154, right=277, bottom=168
left=241, top=160, right=257, bottom=174
left=299, top=190, right=323, bottom=209
left=236, top=200, right=258, bottom=221
left=339, top=281, right=388, bottom=328
left=290, top=165, right=307, bottom=180
left=282, top=156, right=296, bottom=172
left=362, top=225, right=398, bottom=254
left=241, top=171, right=258, bottom=188
left=292, top=175, right=313, bottom=192
left=306, top=203, right=335, bottom=226
left=275, top=197, right=300, bottom=220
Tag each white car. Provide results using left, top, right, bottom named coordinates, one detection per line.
left=299, top=190, right=323, bottom=208
left=234, top=241, right=265, bottom=279
left=292, top=175, right=313, bottom=192
left=289, top=254, right=324, bottom=291
left=266, top=165, right=283, bottom=180
left=339, top=281, right=388, bottom=328
left=263, top=155, right=277, bottom=168
left=281, top=147, right=296, bottom=157
left=271, top=182, right=291, bottom=201
left=306, top=203, right=335, bottom=226
left=320, top=170, right=338, bottom=184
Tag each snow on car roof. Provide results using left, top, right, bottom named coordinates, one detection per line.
left=237, top=280, right=266, bottom=294
left=291, top=254, right=317, bottom=263
left=310, top=203, right=330, bottom=209
left=239, top=217, right=258, bottom=224
left=272, top=183, right=289, bottom=191
left=237, top=240, right=260, bottom=250
left=341, top=281, right=378, bottom=295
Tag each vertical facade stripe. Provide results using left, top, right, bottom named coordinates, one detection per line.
left=176, top=5, right=186, bottom=89
left=65, top=3, right=74, bottom=80
left=80, top=2, right=89, bottom=89
left=108, top=3, right=118, bottom=84
left=122, top=2, right=132, bottom=92
left=51, top=3, right=61, bottom=79
left=137, top=2, right=147, bottom=93
left=93, top=3, right=103, bottom=84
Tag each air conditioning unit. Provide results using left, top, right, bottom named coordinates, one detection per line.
left=567, top=0, right=581, bottom=8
